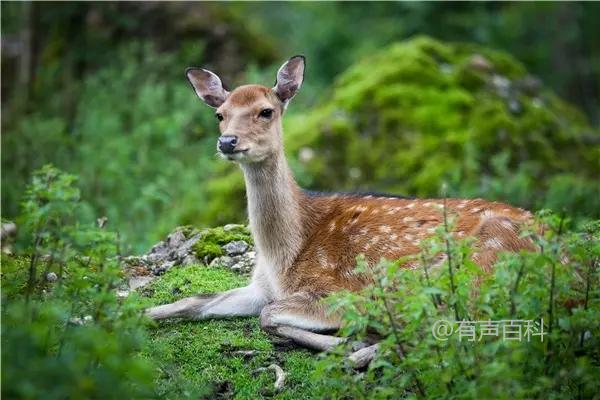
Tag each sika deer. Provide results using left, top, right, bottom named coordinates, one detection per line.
left=146, top=56, right=536, bottom=355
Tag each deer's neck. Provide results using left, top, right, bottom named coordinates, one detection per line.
left=241, top=153, right=306, bottom=270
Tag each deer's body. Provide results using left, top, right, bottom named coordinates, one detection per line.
left=147, top=57, right=535, bottom=353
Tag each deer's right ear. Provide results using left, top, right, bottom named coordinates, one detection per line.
left=185, top=68, right=230, bottom=108
left=273, top=55, right=305, bottom=106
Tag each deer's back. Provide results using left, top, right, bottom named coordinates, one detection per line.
left=282, top=195, right=534, bottom=295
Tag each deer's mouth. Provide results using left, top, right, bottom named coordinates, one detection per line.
left=220, top=148, right=249, bottom=161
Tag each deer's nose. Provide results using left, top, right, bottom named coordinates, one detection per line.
left=218, top=135, right=238, bottom=154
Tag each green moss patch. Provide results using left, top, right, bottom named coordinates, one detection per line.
left=141, top=264, right=318, bottom=399
left=192, top=226, right=253, bottom=262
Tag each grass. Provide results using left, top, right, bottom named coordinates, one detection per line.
left=140, top=265, right=318, bottom=399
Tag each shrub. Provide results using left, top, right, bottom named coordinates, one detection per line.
left=314, top=210, right=600, bottom=399
left=1, top=165, right=156, bottom=399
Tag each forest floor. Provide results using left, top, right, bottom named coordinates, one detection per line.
left=140, top=265, right=319, bottom=399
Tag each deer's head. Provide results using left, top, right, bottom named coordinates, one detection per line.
left=186, top=56, right=305, bottom=163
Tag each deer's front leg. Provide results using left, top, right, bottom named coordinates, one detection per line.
left=146, top=283, right=268, bottom=320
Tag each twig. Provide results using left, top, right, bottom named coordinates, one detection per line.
left=255, top=364, right=286, bottom=391
left=510, top=255, right=526, bottom=316
left=375, top=274, right=426, bottom=397
left=545, top=213, right=565, bottom=374
left=579, top=258, right=597, bottom=348
left=443, top=197, right=459, bottom=321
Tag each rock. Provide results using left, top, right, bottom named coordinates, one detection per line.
left=230, top=251, right=256, bottom=273
left=46, top=272, right=58, bottom=282
left=153, top=260, right=175, bottom=276
left=181, top=254, right=200, bottom=266
left=468, top=54, right=493, bottom=72
left=167, top=229, right=186, bottom=249
left=174, top=233, right=201, bottom=260
left=491, top=74, right=511, bottom=98
left=1, top=221, right=17, bottom=240
left=210, top=255, right=235, bottom=268
left=129, top=275, right=155, bottom=291
left=222, top=240, right=249, bottom=256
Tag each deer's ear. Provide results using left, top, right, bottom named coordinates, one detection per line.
left=273, top=55, right=305, bottom=106
left=186, top=68, right=229, bottom=108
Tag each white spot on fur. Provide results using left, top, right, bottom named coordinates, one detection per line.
left=379, top=225, right=392, bottom=233
left=403, top=216, right=414, bottom=223
left=480, top=210, right=496, bottom=220
left=328, top=221, right=336, bottom=232
left=406, top=203, right=415, bottom=209
left=404, top=234, right=414, bottom=241
left=484, top=238, right=504, bottom=249
left=471, top=207, right=482, bottom=213
left=501, top=220, right=515, bottom=229
left=390, top=233, right=398, bottom=241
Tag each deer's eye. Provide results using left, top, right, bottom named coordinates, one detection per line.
left=215, top=113, right=224, bottom=121
left=259, top=109, right=273, bottom=119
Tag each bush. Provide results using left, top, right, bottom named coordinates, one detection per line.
left=314, top=210, right=600, bottom=399
left=1, top=165, right=156, bottom=399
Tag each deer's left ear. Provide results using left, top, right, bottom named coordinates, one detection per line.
left=273, top=55, right=305, bottom=106
left=186, top=67, right=230, bottom=108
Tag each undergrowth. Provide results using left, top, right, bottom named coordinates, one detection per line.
left=315, top=208, right=600, bottom=399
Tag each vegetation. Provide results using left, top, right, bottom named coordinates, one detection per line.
left=192, top=225, right=252, bottom=262
left=142, top=265, right=317, bottom=399
left=2, top=3, right=599, bottom=251
left=316, top=211, right=600, bottom=399
left=2, top=3, right=599, bottom=399
left=1, top=166, right=155, bottom=399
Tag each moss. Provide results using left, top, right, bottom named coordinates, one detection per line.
left=192, top=225, right=253, bottom=262
left=141, top=264, right=317, bottom=399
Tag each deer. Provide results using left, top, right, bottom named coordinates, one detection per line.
left=146, top=55, right=536, bottom=361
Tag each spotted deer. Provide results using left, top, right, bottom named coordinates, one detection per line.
left=146, top=56, right=536, bottom=356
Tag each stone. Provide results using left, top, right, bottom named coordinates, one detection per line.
left=209, top=255, right=235, bottom=268
left=468, top=54, right=493, bottom=72
left=222, top=240, right=249, bottom=256
left=181, top=254, right=200, bottom=266
left=167, top=229, right=186, bottom=249
left=46, top=272, right=58, bottom=282
left=129, top=275, right=155, bottom=291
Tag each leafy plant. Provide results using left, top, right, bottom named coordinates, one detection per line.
left=315, top=210, right=599, bottom=399
left=1, top=165, right=156, bottom=399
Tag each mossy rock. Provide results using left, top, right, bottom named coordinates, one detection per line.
left=200, top=36, right=599, bottom=223
left=193, top=225, right=253, bottom=261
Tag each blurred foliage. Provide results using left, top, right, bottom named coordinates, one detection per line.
left=1, top=165, right=156, bottom=399
left=2, top=3, right=599, bottom=252
left=315, top=212, right=600, bottom=399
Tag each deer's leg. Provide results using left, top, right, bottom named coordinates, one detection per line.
left=146, top=283, right=268, bottom=320
left=260, top=293, right=346, bottom=351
